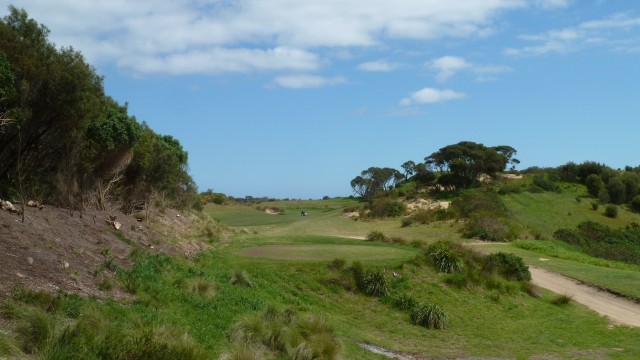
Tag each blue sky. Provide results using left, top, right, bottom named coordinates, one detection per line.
left=3, top=0, right=640, bottom=199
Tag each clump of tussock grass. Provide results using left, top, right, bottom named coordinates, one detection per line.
left=410, top=303, right=449, bottom=330
left=350, top=262, right=389, bottom=297
left=230, top=270, right=254, bottom=288
left=426, top=241, right=464, bottom=274
left=0, top=331, right=20, bottom=356
left=11, top=286, right=61, bottom=313
left=190, top=278, right=217, bottom=298
left=551, top=294, right=573, bottom=306
left=16, top=308, right=56, bottom=354
left=227, top=306, right=340, bottom=360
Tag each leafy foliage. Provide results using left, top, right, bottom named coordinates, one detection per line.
left=553, top=221, right=640, bottom=264
left=482, top=253, right=531, bottom=281
left=0, top=7, right=198, bottom=212
left=425, top=142, right=517, bottom=190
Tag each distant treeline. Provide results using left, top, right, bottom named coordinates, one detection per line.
left=0, top=7, right=198, bottom=212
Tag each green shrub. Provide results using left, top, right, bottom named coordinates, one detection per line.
left=464, top=214, right=517, bottom=241
left=591, top=202, right=599, bottom=210
left=552, top=228, right=585, bottom=246
left=533, top=175, right=560, bottom=192
left=497, top=182, right=523, bottom=195
left=604, top=205, right=618, bottom=218
left=632, top=195, right=640, bottom=212
left=410, top=303, right=448, bottom=329
left=483, top=252, right=531, bottom=281
left=366, top=230, right=386, bottom=242
left=401, top=217, right=414, bottom=227
left=369, top=199, right=406, bottom=218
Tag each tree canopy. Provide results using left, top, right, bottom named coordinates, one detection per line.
left=0, top=6, right=198, bottom=212
left=425, top=141, right=517, bottom=190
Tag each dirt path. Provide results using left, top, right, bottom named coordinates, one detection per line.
left=529, top=266, right=640, bottom=327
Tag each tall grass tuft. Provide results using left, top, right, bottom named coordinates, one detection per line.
left=228, top=306, right=340, bottom=360
left=426, top=241, right=464, bottom=274
left=410, top=303, right=449, bottom=330
left=350, top=262, right=389, bottom=297
left=16, top=308, right=56, bottom=353
left=551, top=294, right=573, bottom=305
left=0, top=331, right=20, bottom=356
left=230, top=270, right=254, bottom=288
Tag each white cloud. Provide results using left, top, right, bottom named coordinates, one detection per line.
left=356, top=60, right=400, bottom=72
left=272, top=75, right=346, bottom=89
left=428, top=56, right=472, bottom=82
left=8, top=0, right=531, bottom=75
left=506, top=12, right=640, bottom=57
left=119, top=47, right=320, bottom=75
left=427, top=56, right=512, bottom=82
left=400, top=87, right=466, bottom=105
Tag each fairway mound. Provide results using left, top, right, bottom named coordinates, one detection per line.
left=236, top=243, right=416, bottom=261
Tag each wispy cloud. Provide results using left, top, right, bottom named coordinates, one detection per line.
left=400, top=87, right=466, bottom=105
left=357, top=60, right=400, bottom=72
left=12, top=0, right=531, bottom=75
left=272, top=75, right=346, bottom=89
left=427, top=56, right=511, bottom=82
left=505, top=12, right=640, bottom=57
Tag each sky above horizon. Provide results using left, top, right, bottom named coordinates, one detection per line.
left=3, top=1, right=639, bottom=199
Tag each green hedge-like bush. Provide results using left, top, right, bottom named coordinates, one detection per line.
left=604, top=205, right=618, bottom=218
left=482, top=252, right=531, bottom=281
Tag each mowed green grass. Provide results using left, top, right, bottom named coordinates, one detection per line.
left=237, top=243, right=417, bottom=261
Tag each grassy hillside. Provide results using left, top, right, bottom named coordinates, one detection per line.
left=501, top=182, right=640, bottom=240
left=2, top=192, right=640, bottom=359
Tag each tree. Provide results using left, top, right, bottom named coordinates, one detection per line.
left=585, top=174, right=604, bottom=198
left=607, top=176, right=626, bottom=205
left=350, top=167, right=401, bottom=201
left=401, top=160, right=416, bottom=179
left=622, top=172, right=640, bottom=202
left=425, top=141, right=513, bottom=190
left=412, top=163, right=436, bottom=186
left=491, top=145, right=520, bottom=171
